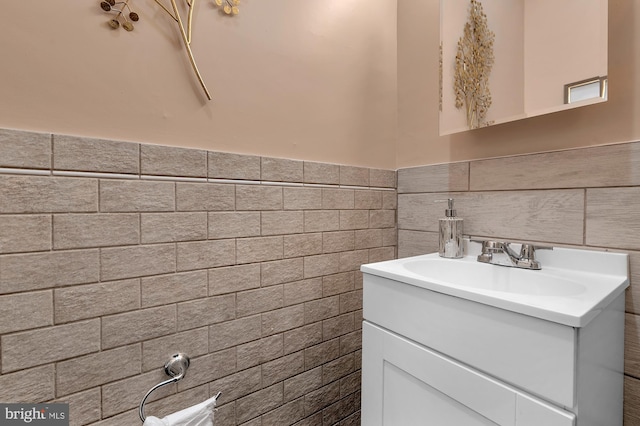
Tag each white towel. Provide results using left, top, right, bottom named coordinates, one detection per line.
left=142, top=394, right=218, bottom=426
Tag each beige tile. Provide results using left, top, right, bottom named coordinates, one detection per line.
left=1, top=319, right=100, bottom=373
left=54, top=279, right=140, bottom=323
left=237, top=236, right=283, bottom=264
left=323, top=272, right=355, bottom=297
left=382, top=190, right=397, bottom=209
left=624, top=376, right=640, bottom=425
left=369, top=169, right=396, bottom=188
left=397, top=162, right=469, bottom=193
left=322, top=354, right=355, bottom=385
left=305, top=296, right=340, bottom=324
left=304, top=210, right=340, bottom=233
left=261, top=397, right=305, bottom=426
left=0, top=365, right=55, bottom=403
left=399, top=190, right=585, bottom=245
left=0, top=129, right=51, bottom=169
left=284, top=233, right=323, bottom=258
left=102, top=306, right=176, bottom=349
left=55, top=344, right=141, bottom=396
left=175, top=349, right=237, bottom=392
left=141, top=212, right=207, bottom=243
left=53, top=213, right=139, bottom=249
left=340, top=371, right=361, bottom=397
left=284, top=278, right=323, bottom=306
left=53, top=388, right=101, bottom=426
left=89, top=409, right=139, bottom=426
left=209, top=151, right=261, bottom=180
left=237, top=334, right=284, bottom=370
left=340, top=330, right=362, bottom=355
left=339, top=210, right=369, bottom=230
left=262, top=305, right=305, bottom=336
left=0, top=291, right=52, bottom=334
left=323, top=393, right=357, bottom=424
left=370, top=209, right=395, bottom=229
left=101, top=369, right=177, bottom=417
left=209, top=315, right=262, bottom=352
left=369, top=246, right=395, bottom=263
left=355, top=229, right=383, bottom=249
left=304, top=162, right=340, bottom=185
left=470, top=142, right=640, bottom=191
left=101, top=244, right=175, bottom=281
left=304, top=339, right=340, bottom=370
left=141, top=144, right=207, bottom=177
left=0, top=215, right=51, bottom=254
left=354, top=190, right=383, bottom=210
left=323, top=188, right=354, bottom=209
left=340, top=166, right=369, bottom=187
left=209, top=366, right=262, bottom=405
left=284, top=367, right=323, bottom=402
left=398, top=230, right=438, bottom=258
left=381, top=227, right=397, bottom=247
left=177, top=294, right=235, bottom=331
left=236, top=185, right=283, bottom=210
left=626, top=251, right=640, bottom=315
left=176, top=239, right=236, bottom=271
left=587, top=187, right=640, bottom=249
left=142, top=271, right=207, bottom=307
left=142, top=327, right=209, bottom=372
left=262, top=351, right=305, bottom=387
left=284, top=187, right=322, bottom=210
left=323, top=231, right=355, bottom=254
left=236, top=383, right=284, bottom=424
left=262, top=211, right=304, bottom=236
left=338, top=250, right=369, bottom=273
left=208, top=211, right=260, bottom=239
left=340, top=290, right=363, bottom=315
left=303, top=380, right=341, bottom=415
left=209, top=264, right=261, bottom=295
left=100, top=179, right=174, bottom=212
left=0, top=249, right=99, bottom=294
left=261, top=258, right=304, bottom=286
left=625, top=313, right=640, bottom=378
left=0, top=175, right=97, bottom=213
left=176, top=182, right=235, bottom=211
left=284, top=323, right=323, bottom=355
left=53, top=135, right=139, bottom=174
left=323, top=312, right=355, bottom=341
left=262, top=157, right=303, bottom=182
left=237, top=285, right=284, bottom=317
left=304, top=253, right=340, bottom=278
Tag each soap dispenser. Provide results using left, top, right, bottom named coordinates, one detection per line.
left=438, top=198, right=463, bottom=258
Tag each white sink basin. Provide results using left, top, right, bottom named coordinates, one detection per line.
left=361, top=241, right=629, bottom=327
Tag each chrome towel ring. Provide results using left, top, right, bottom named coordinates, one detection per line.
left=139, top=353, right=190, bottom=422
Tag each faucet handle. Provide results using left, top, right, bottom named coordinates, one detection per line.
left=519, top=243, right=553, bottom=260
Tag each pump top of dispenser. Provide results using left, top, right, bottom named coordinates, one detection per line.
left=443, top=198, right=457, bottom=218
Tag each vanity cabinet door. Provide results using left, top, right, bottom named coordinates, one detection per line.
left=362, top=321, right=575, bottom=426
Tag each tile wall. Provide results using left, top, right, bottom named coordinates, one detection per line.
left=0, top=128, right=397, bottom=425
left=396, top=141, right=640, bottom=425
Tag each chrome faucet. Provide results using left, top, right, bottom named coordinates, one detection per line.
left=476, top=240, right=552, bottom=270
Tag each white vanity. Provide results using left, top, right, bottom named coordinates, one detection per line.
left=361, top=242, right=629, bottom=425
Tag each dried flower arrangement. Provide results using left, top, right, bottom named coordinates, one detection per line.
left=99, top=0, right=240, bottom=100
left=454, top=0, right=495, bottom=129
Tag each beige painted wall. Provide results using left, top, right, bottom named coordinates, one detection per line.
left=398, top=0, right=640, bottom=168
left=0, top=0, right=397, bottom=169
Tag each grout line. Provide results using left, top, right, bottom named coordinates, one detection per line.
left=1, top=166, right=395, bottom=190
left=0, top=167, right=51, bottom=176
left=53, top=170, right=140, bottom=180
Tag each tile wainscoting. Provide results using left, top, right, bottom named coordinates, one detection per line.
left=0, top=128, right=397, bottom=425
left=396, top=141, right=640, bottom=425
